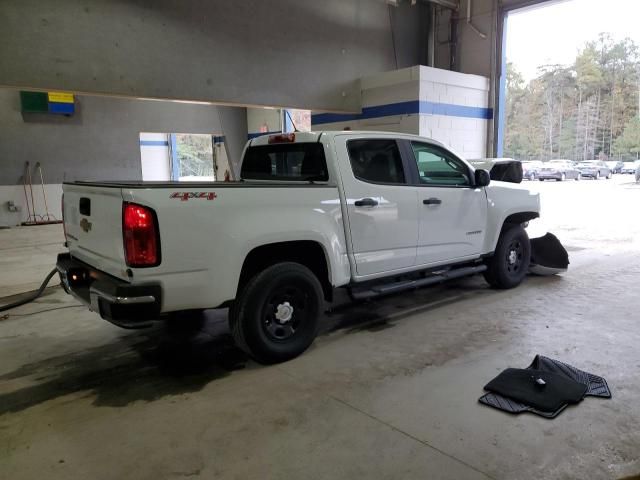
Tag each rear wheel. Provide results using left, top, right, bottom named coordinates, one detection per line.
left=484, top=224, right=531, bottom=289
left=229, top=262, right=323, bottom=364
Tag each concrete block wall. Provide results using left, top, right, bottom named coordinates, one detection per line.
left=417, top=66, right=491, bottom=159
left=311, top=65, right=491, bottom=160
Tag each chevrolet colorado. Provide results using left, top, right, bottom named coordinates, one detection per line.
left=57, top=131, right=540, bottom=363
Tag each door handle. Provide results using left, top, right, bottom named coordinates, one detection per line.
left=354, top=198, right=378, bottom=207
left=423, top=198, right=442, bottom=205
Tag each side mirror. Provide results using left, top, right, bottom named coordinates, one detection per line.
left=474, top=169, right=491, bottom=187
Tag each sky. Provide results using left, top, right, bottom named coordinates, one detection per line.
left=506, top=0, right=640, bottom=81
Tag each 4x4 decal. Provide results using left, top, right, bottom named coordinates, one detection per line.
left=170, top=192, right=218, bottom=201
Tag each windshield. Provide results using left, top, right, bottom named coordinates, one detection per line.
left=241, top=143, right=328, bottom=181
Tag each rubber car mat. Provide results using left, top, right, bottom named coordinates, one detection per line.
left=484, top=368, right=588, bottom=412
left=478, top=355, right=611, bottom=419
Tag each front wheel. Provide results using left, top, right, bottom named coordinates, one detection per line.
left=484, top=224, right=531, bottom=289
left=606, top=172, right=612, bottom=179
left=229, top=262, right=323, bottom=364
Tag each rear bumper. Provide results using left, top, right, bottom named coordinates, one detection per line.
left=56, top=253, right=162, bottom=328
left=538, top=172, right=561, bottom=179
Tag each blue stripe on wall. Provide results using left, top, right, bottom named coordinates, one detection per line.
left=140, top=140, right=169, bottom=147
left=248, top=130, right=282, bottom=140
left=496, top=14, right=509, bottom=157
left=311, top=100, right=493, bottom=125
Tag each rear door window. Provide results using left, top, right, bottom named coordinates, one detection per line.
left=241, top=143, right=328, bottom=181
left=346, top=139, right=406, bottom=184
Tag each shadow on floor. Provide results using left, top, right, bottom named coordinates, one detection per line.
left=0, top=275, right=526, bottom=414
left=0, top=312, right=248, bottom=414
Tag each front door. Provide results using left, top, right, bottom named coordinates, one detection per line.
left=335, top=136, right=418, bottom=277
left=408, top=141, right=487, bottom=266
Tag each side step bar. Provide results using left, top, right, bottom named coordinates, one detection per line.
left=348, top=264, right=487, bottom=301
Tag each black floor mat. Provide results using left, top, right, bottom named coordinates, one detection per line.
left=478, top=355, right=611, bottom=418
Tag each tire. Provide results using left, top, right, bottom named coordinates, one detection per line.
left=558, top=173, right=566, bottom=182
left=595, top=171, right=600, bottom=180
left=529, top=173, right=535, bottom=181
left=483, top=224, right=531, bottom=289
left=229, top=262, right=323, bottom=364
left=575, top=174, right=580, bottom=181
left=539, top=178, right=544, bottom=181
left=607, top=172, right=612, bottom=179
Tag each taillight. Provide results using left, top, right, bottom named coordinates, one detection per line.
left=122, top=202, right=160, bottom=267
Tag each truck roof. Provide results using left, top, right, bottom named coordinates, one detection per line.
left=248, top=130, right=449, bottom=150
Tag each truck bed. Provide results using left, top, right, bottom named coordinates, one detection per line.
left=66, top=180, right=334, bottom=188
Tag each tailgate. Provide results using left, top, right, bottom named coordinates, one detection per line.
left=63, top=184, right=128, bottom=280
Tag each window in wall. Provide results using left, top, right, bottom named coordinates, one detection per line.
left=347, top=139, right=405, bottom=184
left=410, top=142, right=471, bottom=186
left=173, top=134, right=216, bottom=181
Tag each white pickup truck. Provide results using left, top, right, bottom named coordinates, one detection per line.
left=57, top=131, right=540, bottom=363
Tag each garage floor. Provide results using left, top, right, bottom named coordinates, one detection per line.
left=1, top=177, right=640, bottom=479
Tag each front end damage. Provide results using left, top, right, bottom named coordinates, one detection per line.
left=528, top=233, right=569, bottom=276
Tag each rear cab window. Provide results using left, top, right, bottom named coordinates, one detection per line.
left=241, top=143, right=328, bottom=181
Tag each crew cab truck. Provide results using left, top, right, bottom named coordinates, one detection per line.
left=57, top=131, right=540, bottom=363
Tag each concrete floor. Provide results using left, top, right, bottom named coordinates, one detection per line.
left=1, top=176, right=640, bottom=479
left=0, top=224, right=64, bottom=298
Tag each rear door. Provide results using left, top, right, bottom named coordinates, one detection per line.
left=407, top=141, right=487, bottom=266
left=63, top=184, right=128, bottom=279
left=335, top=136, right=418, bottom=277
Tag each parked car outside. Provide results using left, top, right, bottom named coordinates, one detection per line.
left=605, top=160, right=624, bottom=174
left=577, top=160, right=612, bottom=179
left=537, top=160, right=581, bottom=181
left=621, top=161, right=640, bottom=174
left=522, top=161, right=544, bottom=180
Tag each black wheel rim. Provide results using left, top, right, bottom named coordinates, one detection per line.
left=261, top=285, right=309, bottom=342
left=505, top=239, right=524, bottom=276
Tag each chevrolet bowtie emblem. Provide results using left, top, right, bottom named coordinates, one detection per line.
left=80, top=218, right=92, bottom=233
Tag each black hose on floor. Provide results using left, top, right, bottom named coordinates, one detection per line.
left=0, top=268, right=59, bottom=313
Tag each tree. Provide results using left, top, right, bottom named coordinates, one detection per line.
left=613, top=116, right=640, bottom=159
left=504, top=34, right=640, bottom=162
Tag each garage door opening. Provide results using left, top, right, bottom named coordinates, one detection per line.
left=497, top=0, right=640, bottom=251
